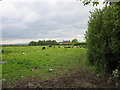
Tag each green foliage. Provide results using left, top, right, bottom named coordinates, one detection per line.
left=93, top=1, right=99, bottom=6
left=112, top=69, right=120, bottom=88
left=86, top=2, right=120, bottom=74
left=80, top=0, right=115, bottom=6
left=29, top=40, right=59, bottom=46
left=80, top=0, right=99, bottom=6
left=28, top=41, right=37, bottom=46
left=72, top=39, right=79, bottom=44
left=71, top=39, right=87, bottom=48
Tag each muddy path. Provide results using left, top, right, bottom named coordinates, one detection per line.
left=9, top=67, right=115, bottom=88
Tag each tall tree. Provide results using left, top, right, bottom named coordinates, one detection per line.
left=28, top=41, right=37, bottom=46
left=72, top=39, right=78, bottom=44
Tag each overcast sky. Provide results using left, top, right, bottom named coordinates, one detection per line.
left=0, top=0, right=104, bottom=44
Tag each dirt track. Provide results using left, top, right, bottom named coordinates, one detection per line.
left=12, top=67, right=115, bottom=88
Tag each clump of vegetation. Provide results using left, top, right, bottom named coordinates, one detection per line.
left=29, top=40, right=59, bottom=46
left=72, top=39, right=87, bottom=46
left=112, top=69, right=120, bottom=88
left=85, top=2, right=120, bottom=87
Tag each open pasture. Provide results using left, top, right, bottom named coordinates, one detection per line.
left=2, top=46, right=87, bottom=87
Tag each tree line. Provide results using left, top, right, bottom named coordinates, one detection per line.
left=29, top=40, right=59, bottom=45
left=28, top=39, right=87, bottom=46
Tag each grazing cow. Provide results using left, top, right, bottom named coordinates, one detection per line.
left=61, top=46, right=64, bottom=48
left=42, top=47, right=46, bottom=50
left=58, top=46, right=60, bottom=48
left=1, top=49, right=4, bottom=53
left=49, top=68, right=55, bottom=72
left=0, top=61, right=7, bottom=64
left=73, top=46, right=78, bottom=48
left=67, top=47, right=71, bottom=48
left=63, top=46, right=71, bottom=48
left=22, top=51, right=27, bottom=54
left=49, top=45, right=52, bottom=48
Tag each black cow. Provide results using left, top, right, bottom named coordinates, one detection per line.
left=58, top=46, right=60, bottom=48
left=42, top=47, right=46, bottom=50
left=67, top=47, right=71, bottom=48
left=49, top=45, right=52, bottom=47
left=64, top=46, right=71, bottom=48
left=1, top=49, right=4, bottom=53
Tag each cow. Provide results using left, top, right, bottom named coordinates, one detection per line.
left=63, top=46, right=71, bottom=48
left=22, top=51, right=27, bottom=54
left=42, top=47, right=46, bottom=50
left=58, top=46, right=60, bottom=48
left=67, top=47, right=71, bottom=48
left=0, top=49, right=4, bottom=53
left=61, top=46, right=64, bottom=48
left=49, top=45, right=52, bottom=48
left=73, top=46, right=78, bottom=48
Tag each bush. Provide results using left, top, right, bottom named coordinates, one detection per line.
left=86, top=2, right=120, bottom=73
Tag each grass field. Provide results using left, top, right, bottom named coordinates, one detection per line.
left=1, top=46, right=87, bottom=86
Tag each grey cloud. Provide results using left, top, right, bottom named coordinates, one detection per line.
left=2, top=2, right=103, bottom=43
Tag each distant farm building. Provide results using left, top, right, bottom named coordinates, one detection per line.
left=59, top=40, right=72, bottom=45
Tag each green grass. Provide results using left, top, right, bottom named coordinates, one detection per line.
left=2, top=46, right=87, bottom=86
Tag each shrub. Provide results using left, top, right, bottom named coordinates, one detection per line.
left=86, top=2, right=120, bottom=73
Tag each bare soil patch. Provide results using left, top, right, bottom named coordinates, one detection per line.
left=7, top=67, right=115, bottom=88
